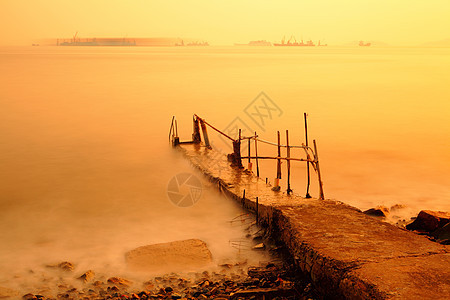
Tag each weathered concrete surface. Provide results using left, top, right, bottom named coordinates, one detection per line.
left=178, top=144, right=450, bottom=299
left=125, top=239, right=212, bottom=272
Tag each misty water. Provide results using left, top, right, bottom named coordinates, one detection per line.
left=0, top=46, right=449, bottom=293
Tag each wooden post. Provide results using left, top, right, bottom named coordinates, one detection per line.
left=169, top=116, right=175, bottom=144
left=247, top=137, right=252, bottom=170
left=200, top=120, right=211, bottom=148
left=254, top=131, right=260, bottom=177
left=230, top=129, right=242, bottom=168
left=273, top=131, right=281, bottom=190
left=242, top=189, right=246, bottom=207
left=192, top=116, right=201, bottom=144
left=175, top=119, right=178, bottom=137
left=304, top=113, right=312, bottom=198
left=286, top=130, right=292, bottom=195
left=313, top=139, right=325, bottom=200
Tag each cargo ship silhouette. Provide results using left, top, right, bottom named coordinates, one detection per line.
left=274, top=36, right=315, bottom=46
left=57, top=32, right=136, bottom=46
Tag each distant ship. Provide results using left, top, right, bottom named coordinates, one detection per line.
left=175, top=40, right=209, bottom=46
left=317, top=40, right=327, bottom=46
left=359, top=41, right=371, bottom=47
left=57, top=33, right=136, bottom=46
left=234, top=40, right=272, bottom=46
left=274, top=36, right=315, bottom=46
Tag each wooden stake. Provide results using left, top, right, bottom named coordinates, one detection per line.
left=192, top=116, right=201, bottom=144
left=286, top=130, right=292, bottom=195
left=200, top=120, right=211, bottom=148
left=254, top=132, right=260, bottom=177
left=313, top=139, right=325, bottom=200
left=276, top=131, right=281, bottom=179
left=247, top=137, right=251, bottom=171
left=304, top=113, right=312, bottom=198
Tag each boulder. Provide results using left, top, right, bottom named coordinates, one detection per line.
left=363, top=206, right=390, bottom=218
left=390, top=204, right=407, bottom=211
left=432, top=222, right=450, bottom=243
left=78, top=270, right=95, bottom=283
left=107, top=277, right=132, bottom=287
left=46, top=261, right=74, bottom=272
left=125, top=239, right=212, bottom=272
left=406, top=210, right=450, bottom=233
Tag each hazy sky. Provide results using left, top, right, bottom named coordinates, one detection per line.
left=1, top=0, right=449, bottom=46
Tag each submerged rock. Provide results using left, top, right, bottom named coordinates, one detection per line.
left=125, top=239, right=212, bottom=272
left=406, top=210, right=450, bottom=233
left=363, top=206, right=390, bottom=218
left=46, top=261, right=74, bottom=272
left=107, top=277, right=132, bottom=287
left=78, top=270, right=95, bottom=283
left=432, top=222, right=450, bottom=244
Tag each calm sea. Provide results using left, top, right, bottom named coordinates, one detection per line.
left=0, top=46, right=449, bottom=290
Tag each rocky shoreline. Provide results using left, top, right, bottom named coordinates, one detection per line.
left=16, top=260, right=316, bottom=300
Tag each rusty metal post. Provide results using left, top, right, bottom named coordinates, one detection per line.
left=254, top=131, right=260, bottom=177
left=286, top=130, right=292, bottom=195
left=192, top=116, right=201, bottom=144
left=200, top=120, right=211, bottom=148
left=313, top=139, right=325, bottom=200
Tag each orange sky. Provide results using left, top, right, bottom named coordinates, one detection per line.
left=1, top=0, right=449, bottom=46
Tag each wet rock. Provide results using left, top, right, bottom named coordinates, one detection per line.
left=252, top=243, right=265, bottom=250
left=107, top=277, right=132, bottom=287
left=92, top=280, right=104, bottom=287
left=363, top=206, right=390, bottom=218
left=22, top=293, right=36, bottom=300
left=432, top=222, right=450, bottom=243
left=125, top=239, right=212, bottom=272
left=46, top=261, right=74, bottom=272
left=78, top=270, right=95, bottom=283
left=406, top=210, right=450, bottom=233
left=171, top=292, right=182, bottom=299
left=390, top=204, right=407, bottom=211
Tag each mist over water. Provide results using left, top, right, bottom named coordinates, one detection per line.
left=0, top=46, right=449, bottom=293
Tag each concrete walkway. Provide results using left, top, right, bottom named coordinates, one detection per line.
left=178, top=144, right=450, bottom=299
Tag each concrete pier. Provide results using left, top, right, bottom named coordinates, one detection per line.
left=177, top=144, right=450, bottom=299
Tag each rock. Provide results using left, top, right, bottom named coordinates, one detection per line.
left=363, top=206, right=390, bottom=218
left=78, top=270, right=95, bottom=283
left=390, top=204, right=407, bottom=211
left=107, top=277, right=132, bottom=287
left=171, top=293, right=182, bottom=299
left=92, top=280, right=104, bottom=287
left=46, top=261, right=74, bottom=272
left=164, top=286, right=173, bottom=293
left=125, top=239, right=212, bottom=272
left=432, top=222, right=450, bottom=242
left=406, top=210, right=450, bottom=233
left=252, top=243, right=265, bottom=250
